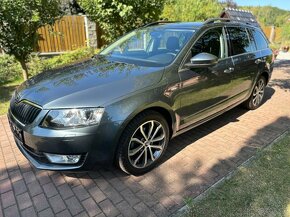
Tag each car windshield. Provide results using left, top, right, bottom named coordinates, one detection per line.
left=100, top=27, right=195, bottom=67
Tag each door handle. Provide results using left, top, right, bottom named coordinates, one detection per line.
left=255, top=59, right=262, bottom=64
left=224, top=67, right=234, bottom=73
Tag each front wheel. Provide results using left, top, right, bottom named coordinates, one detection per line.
left=244, top=76, right=266, bottom=110
left=117, top=111, right=169, bottom=175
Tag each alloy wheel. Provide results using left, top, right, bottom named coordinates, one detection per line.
left=128, top=120, right=166, bottom=169
left=252, top=78, right=265, bottom=107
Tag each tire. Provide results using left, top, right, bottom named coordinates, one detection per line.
left=116, top=110, right=170, bottom=176
left=244, top=76, right=266, bottom=110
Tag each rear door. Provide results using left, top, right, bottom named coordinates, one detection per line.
left=249, top=28, right=273, bottom=80
left=226, top=26, right=257, bottom=99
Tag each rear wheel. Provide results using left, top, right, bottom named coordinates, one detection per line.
left=244, top=76, right=266, bottom=110
left=117, top=111, right=169, bottom=175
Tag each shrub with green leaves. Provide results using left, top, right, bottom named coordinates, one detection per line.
left=78, top=0, right=165, bottom=43
left=0, top=55, right=22, bottom=84
left=0, top=47, right=96, bottom=84
left=28, top=47, right=96, bottom=76
left=162, top=0, right=222, bottom=22
left=0, top=0, right=62, bottom=80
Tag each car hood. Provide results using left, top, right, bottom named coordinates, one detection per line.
left=16, top=56, right=164, bottom=109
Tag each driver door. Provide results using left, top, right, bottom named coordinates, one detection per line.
left=177, top=27, right=235, bottom=129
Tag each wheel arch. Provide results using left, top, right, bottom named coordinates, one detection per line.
left=120, top=103, right=176, bottom=139
left=112, top=103, right=177, bottom=160
left=260, top=71, right=270, bottom=84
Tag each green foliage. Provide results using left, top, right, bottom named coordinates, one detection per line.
left=241, top=6, right=290, bottom=27
left=78, top=0, right=165, bottom=43
left=269, top=43, right=280, bottom=51
left=0, top=0, right=62, bottom=62
left=0, top=55, right=22, bottom=84
left=0, top=0, right=62, bottom=80
left=0, top=47, right=96, bottom=84
left=28, top=47, right=96, bottom=76
left=162, top=0, right=222, bottom=22
left=281, top=23, right=290, bottom=44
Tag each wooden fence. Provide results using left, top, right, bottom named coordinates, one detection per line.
left=37, top=16, right=87, bottom=53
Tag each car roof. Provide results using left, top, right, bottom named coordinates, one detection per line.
left=145, top=22, right=203, bottom=30
left=146, top=20, right=259, bottom=31
left=160, top=22, right=204, bottom=29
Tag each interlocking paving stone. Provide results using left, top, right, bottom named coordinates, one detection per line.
left=43, top=182, right=58, bottom=198
left=21, top=206, right=37, bottom=217
left=65, top=196, right=84, bottom=216
left=1, top=190, right=16, bottom=208
left=38, top=208, right=54, bottom=217
left=99, top=199, right=120, bottom=217
left=16, top=192, right=32, bottom=210
left=1, top=57, right=290, bottom=216
left=82, top=197, right=102, bottom=217
left=58, top=183, right=74, bottom=200
left=49, top=194, right=66, bottom=214
left=3, top=204, right=20, bottom=217
left=56, top=209, right=72, bottom=217
left=32, top=193, right=50, bottom=212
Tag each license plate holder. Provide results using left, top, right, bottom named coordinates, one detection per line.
left=8, top=118, right=24, bottom=143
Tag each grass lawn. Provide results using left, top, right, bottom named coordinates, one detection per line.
left=0, top=78, right=23, bottom=115
left=186, top=134, right=290, bottom=217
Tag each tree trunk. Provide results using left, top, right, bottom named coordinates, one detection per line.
left=269, top=25, right=275, bottom=44
left=19, top=60, right=29, bottom=81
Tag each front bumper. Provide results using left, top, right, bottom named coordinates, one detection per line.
left=8, top=110, right=122, bottom=171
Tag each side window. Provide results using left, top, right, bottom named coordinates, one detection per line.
left=227, top=27, right=253, bottom=55
left=191, top=27, right=226, bottom=59
left=252, top=29, right=269, bottom=50
left=246, top=28, right=257, bottom=51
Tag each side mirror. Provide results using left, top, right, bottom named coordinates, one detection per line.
left=185, top=52, right=218, bottom=68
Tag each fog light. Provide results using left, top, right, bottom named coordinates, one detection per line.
left=44, top=153, right=81, bottom=164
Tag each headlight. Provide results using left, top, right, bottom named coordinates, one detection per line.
left=41, top=108, right=105, bottom=129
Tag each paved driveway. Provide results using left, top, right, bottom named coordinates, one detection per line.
left=1, top=54, right=290, bottom=217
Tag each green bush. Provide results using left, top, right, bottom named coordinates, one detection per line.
left=29, top=47, right=96, bottom=76
left=0, top=47, right=97, bottom=84
left=0, top=55, right=22, bottom=84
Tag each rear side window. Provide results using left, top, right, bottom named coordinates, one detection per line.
left=227, top=27, right=253, bottom=55
left=251, top=29, right=268, bottom=50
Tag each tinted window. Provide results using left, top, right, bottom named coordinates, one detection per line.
left=246, top=28, right=257, bottom=51
left=227, top=27, right=253, bottom=55
left=252, top=29, right=268, bottom=50
left=191, top=27, right=226, bottom=59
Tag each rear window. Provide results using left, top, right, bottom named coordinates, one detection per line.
left=227, top=27, right=253, bottom=55
left=251, top=29, right=268, bottom=50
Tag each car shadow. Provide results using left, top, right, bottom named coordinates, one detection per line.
left=161, top=86, right=275, bottom=165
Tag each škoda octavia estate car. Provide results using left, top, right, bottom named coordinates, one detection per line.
left=9, top=16, right=273, bottom=175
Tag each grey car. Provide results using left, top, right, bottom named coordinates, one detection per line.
left=8, top=18, right=274, bottom=175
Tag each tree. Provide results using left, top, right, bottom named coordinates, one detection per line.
left=78, top=0, right=165, bottom=44
left=162, top=0, right=222, bottom=22
left=0, top=0, right=62, bottom=80
left=281, top=23, right=290, bottom=45
left=241, top=6, right=290, bottom=27
left=220, top=0, right=238, bottom=8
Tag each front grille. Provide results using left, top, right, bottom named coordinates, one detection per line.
left=10, top=94, right=42, bottom=125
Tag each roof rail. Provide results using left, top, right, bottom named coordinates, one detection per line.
left=204, top=18, right=233, bottom=24
left=142, top=20, right=177, bottom=28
